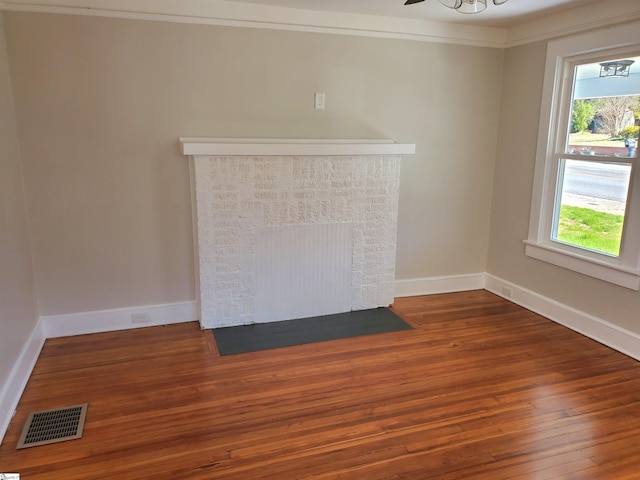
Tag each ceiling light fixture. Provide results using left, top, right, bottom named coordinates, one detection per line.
left=404, top=0, right=509, bottom=14
left=599, top=60, right=635, bottom=78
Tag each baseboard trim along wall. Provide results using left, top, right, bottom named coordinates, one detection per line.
left=484, top=274, right=640, bottom=362
left=4, top=276, right=640, bottom=444
left=1, top=301, right=199, bottom=444
left=41, top=300, right=199, bottom=338
left=0, top=319, right=46, bottom=446
left=394, top=273, right=485, bottom=298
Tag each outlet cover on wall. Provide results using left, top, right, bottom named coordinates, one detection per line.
left=131, top=313, right=150, bottom=324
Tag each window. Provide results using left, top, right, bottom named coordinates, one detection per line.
left=526, top=23, right=640, bottom=290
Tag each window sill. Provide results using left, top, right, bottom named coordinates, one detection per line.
left=524, top=240, right=640, bottom=291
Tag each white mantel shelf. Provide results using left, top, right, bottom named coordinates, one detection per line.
left=185, top=136, right=412, bottom=328
left=180, top=138, right=416, bottom=157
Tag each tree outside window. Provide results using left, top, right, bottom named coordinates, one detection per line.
left=526, top=22, right=640, bottom=290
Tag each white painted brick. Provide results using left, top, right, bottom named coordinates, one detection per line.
left=193, top=154, right=402, bottom=327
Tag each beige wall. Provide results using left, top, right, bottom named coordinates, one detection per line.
left=0, top=12, right=39, bottom=395
left=3, top=12, right=503, bottom=316
left=487, top=41, right=640, bottom=334
left=2, top=8, right=639, bottom=439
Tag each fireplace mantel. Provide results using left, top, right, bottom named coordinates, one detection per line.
left=180, top=138, right=416, bottom=157
left=182, top=137, right=415, bottom=329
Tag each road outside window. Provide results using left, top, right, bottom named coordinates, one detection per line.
left=552, top=59, right=639, bottom=257
left=525, top=23, right=640, bottom=290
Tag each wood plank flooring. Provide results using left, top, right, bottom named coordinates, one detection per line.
left=2, top=290, right=640, bottom=478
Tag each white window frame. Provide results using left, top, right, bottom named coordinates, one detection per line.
left=525, top=22, right=640, bottom=291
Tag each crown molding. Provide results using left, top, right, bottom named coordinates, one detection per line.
left=0, top=0, right=639, bottom=49
left=0, top=0, right=506, bottom=48
left=505, top=0, right=640, bottom=48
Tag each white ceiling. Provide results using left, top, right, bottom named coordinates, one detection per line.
left=227, top=0, right=595, bottom=28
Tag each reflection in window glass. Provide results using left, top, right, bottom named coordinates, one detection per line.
left=551, top=56, right=639, bottom=256
left=566, top=58, right=639, bottom=159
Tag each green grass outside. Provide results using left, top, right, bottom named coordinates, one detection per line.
left=568, top=132, right=627, bottom=147
left=557, top=205, right=624, bottom=256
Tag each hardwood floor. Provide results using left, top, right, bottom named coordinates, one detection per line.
left=2, top=290, right=640, bottom=478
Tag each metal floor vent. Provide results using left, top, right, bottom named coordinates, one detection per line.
left=17, top=403, right=88, bottom=449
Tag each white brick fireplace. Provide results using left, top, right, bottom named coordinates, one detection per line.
left=181, top=138, right=415, bottom=329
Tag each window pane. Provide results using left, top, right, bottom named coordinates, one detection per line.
left=553, top=160, right=631, bottom=256
left=567, top=56, right=640, bottom=158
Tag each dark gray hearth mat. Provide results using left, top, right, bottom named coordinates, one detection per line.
left=213, top=308, right=412, bottom=356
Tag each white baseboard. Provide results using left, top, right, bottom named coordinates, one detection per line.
left=0, top=319, right=46, bottom=444
left=396, top=272, right=640, bottom=361
left=395, top=273, right=485, bottom=298
left=1, top=300, right=198, bottom=445
left=41, top=301, right=199, bottom=338
left=485, top=274, right=640, bottom=361
left=5, top=277, right=640, bottom=445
